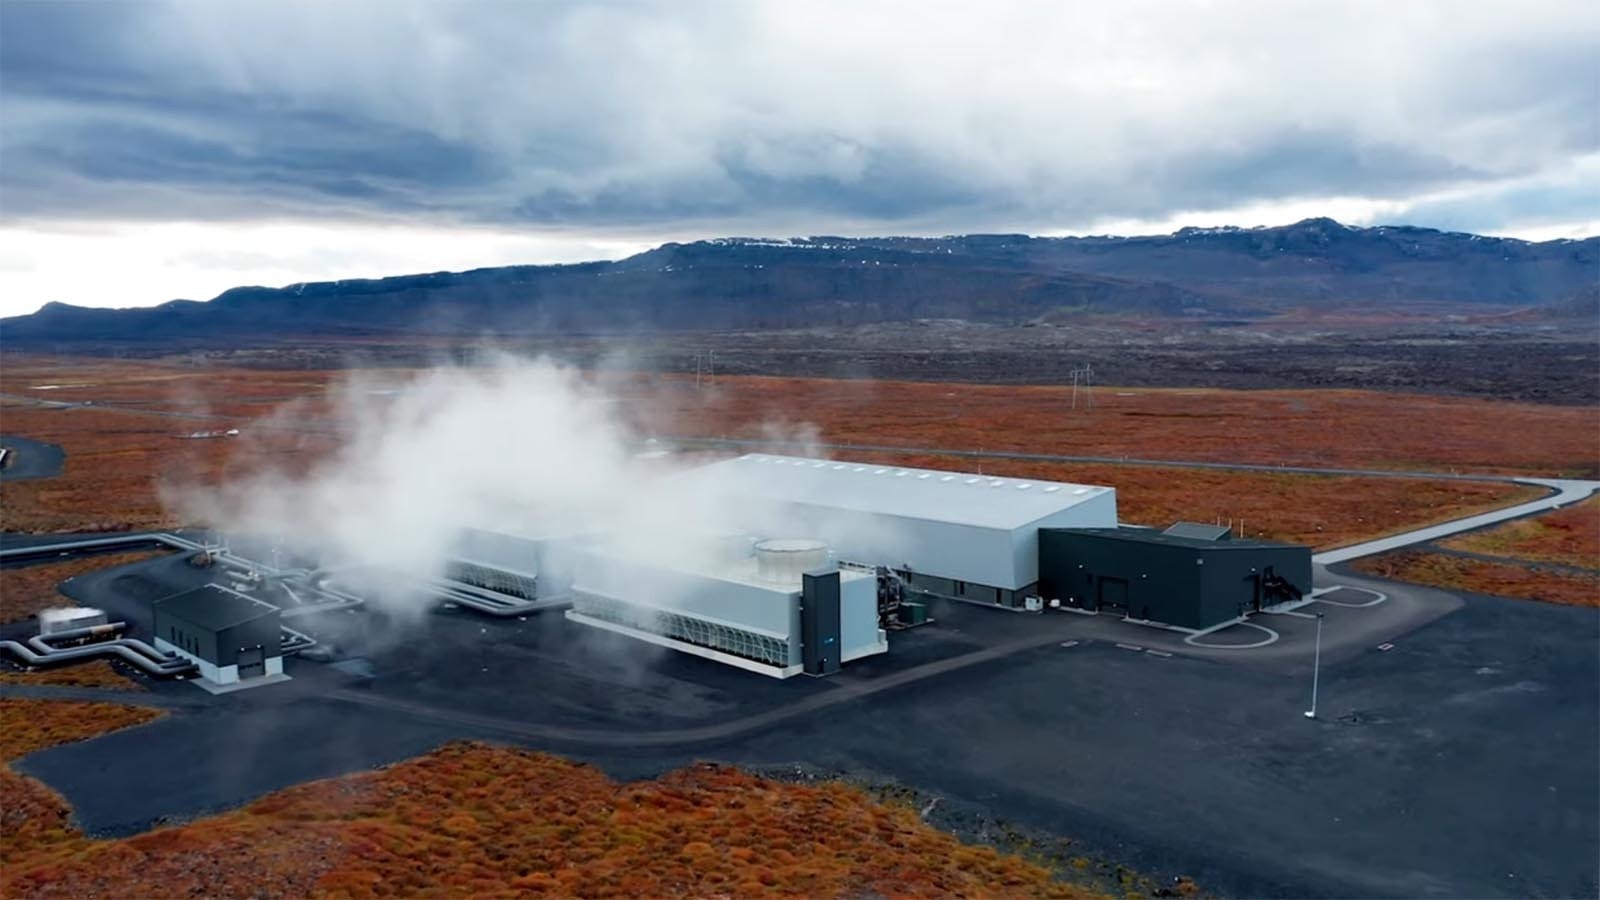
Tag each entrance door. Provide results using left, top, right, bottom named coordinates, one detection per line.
left=237, top=646, right=265, bottom=680
left=1096, top=577, right=1130, bottom=615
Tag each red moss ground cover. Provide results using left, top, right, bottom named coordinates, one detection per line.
left=3, top=740, right=1105, bottom=899
left=4, top=357, right=1592, bottom=477
left=1352, top=550, right=1599, bottom=607
left=0, top=698, right=166, bottom=897
left=0, top=660, right=142, bottom=691
left=0, top=358, right=1575, bottom=548
left=0, top=404, right=331, bottom=533
left=640, top=375, right=1598, bottom=477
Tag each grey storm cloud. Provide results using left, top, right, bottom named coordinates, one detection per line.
left=1, top=0, right=1595, bottom=235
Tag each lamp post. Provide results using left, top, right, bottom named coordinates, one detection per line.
left=1304, top=612, right=1324, bottom=719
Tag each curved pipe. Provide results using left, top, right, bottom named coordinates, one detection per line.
left=429, top=581, right=547, bottom=617
left=28, top=622, right=126, bottom=651
left=279, top=625, right=317, bottom=655
left=29, top=624, right=180, bottom=666
left=22, top=620, right=192, bottom=673
left=279, top=585, right=366, bottom=618
left=1, top=639, right=195, bottom=677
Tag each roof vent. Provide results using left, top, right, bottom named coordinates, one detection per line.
left=1162, top=522, right=1234, bottom=541
left=754, top=538, right=831, bottom=583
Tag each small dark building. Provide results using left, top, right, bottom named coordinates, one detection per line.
left=152, top=584, right=282, bottom=684
left=1038, top=524, right=1312, bottom=630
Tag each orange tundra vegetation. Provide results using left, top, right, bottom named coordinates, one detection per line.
left=0, top=659, right=143, bottom=691
left=3, top=356, right=1593, bottom=475
left=0, top=358, right=1576, bottom=542
left=1352, top=550, right=1599, bottom=607
left=0, top=551, right=169, bottom=623
left=0, top=404, right=332, bottom=533
left=0, top=698, right=165, bottom=894
left=644, top=375, right=1598, bottom=476
left=1440, top=497, right=1600, bottom=569
left=3, top=741, right=1105, bottom=899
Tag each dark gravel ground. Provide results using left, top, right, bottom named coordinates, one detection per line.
left=8, top=554, right=1598, bottom=899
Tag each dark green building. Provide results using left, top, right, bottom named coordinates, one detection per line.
left=152, top=584, right=282, bottom=685
left=1038, top=524, right=1311, bottom=630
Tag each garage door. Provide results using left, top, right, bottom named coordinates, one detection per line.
left=237, top=646, right=265, bottom=680
left=1096, top=577, right=1130, bottom=614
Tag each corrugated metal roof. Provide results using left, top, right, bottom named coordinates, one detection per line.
left=153, top=584, right=278, bottom=631
left=691, top=454, right=1115, bottom=530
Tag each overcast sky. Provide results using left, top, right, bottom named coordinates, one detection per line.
left=2, top=0, right=1596, bottom=317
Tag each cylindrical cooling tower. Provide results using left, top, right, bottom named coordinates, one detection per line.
left=753, top=538, right=831, bottom=583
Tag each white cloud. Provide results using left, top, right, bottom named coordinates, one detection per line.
left=1, top=0, right=1595, bottom=312
left=0, top=222, right=655, bottom=317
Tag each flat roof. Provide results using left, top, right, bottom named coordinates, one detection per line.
left=153, top=584, right=279, bottom=631
left=580, top=543, right=871, bottom=593
left=685, top=454, right=1114, bottom=530
left=1048, top=526, right=1307, bottom=552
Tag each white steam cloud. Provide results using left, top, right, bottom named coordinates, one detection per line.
left=167, top=354, right=905, bottom=620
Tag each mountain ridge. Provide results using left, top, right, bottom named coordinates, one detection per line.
left=5, top=218, right=1595, bottom=345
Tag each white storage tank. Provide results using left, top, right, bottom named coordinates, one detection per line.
left=38, top=606, right=108, bottom=635
left=754, top=538, right=830, bottom=583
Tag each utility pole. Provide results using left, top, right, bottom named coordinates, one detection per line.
left=1069, top=364, right=1095, bottom=410
left=1304, top=612, right=1325, bottom=719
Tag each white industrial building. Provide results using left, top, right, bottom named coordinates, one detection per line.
left=567, top=536, right=885, bottom=678
left=446, top=527, right=552, bottom=600
left=552, top=453, right=1118, bottom=677
left=676, top=454, right=1118, bottom=609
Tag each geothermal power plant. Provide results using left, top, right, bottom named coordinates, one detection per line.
left=2, top=452, right=1313, bottom=688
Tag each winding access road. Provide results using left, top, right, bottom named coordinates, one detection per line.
left=1312, top=476, right=1597, bottom=565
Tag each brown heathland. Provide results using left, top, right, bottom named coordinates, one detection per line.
left=0, top=551, right=168, bottom=623
left=0, top=698, right=166, bottom=894
left=1351, top=550, right=1599, bottom=607
left=0, top=660, right=143, bottom=691
left=1, top=732, right=1100, bottom=899
left=1440, top=497, right=1600, bottom=569
left=3, top=356, right=1594, bottom=475
left=1, top=358, right=1582, bottom=550
left=645, top=375, right=1598, bottom=476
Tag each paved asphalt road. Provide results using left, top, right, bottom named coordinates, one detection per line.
left=1313, top=476, right=1598, bottom=564
left=0, top=434, right=65, bottom=481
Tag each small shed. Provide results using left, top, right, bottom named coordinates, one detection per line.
left=1038, top=526, right=1312, bottom=630
left=152, top=584, right=281, bottom=684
